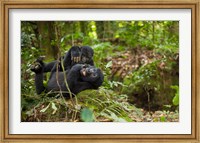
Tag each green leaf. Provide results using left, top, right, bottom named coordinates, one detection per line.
left=171, top=85, right=179, bottom=106
left=43, top=80, right=48, bottom=87
left=51, top=102, right=58, bottom=115
left=40, top=103, right=50, bottom=113
left=60, top=37, right=65, bottom=43
left=80, top=108, right=94, bottom=122
left=105, top=61, right=112, bottom=69
left=160, top=116, right=166, bottom=122
left=173, top=94, right=179, bottom=106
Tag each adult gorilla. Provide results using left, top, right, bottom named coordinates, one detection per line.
left=31, top=59, right=104, bottom=97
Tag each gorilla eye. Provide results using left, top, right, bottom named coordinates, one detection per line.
left=91, top=73, right=97, bottom=78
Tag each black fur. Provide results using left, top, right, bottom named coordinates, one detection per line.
left=31, top=61, right=104, bottom=97
left=42, top=46, right=94, bottom=73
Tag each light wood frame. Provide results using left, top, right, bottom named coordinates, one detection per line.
left=0, top=0, right=199, bottom=142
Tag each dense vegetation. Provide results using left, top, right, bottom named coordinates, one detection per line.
left=21, top=21, right=179, bottom=122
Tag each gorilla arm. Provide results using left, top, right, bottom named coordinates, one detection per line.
left=66, top=64, right=94, bottom=95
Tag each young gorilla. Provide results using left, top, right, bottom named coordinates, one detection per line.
left=31, top=59, right=104, bottom=97
left=43, top=46, right=94, bottom=73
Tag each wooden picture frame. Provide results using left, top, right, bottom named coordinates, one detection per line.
left=0, top=0, right=199, bottom=142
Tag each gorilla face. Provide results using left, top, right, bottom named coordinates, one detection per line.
left=80, top=46, right=94, bottom=64
left=80, top=65, right=102, bottom=82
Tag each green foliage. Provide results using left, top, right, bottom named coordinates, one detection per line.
left=21, top=46, right=41, bottom=94
left=122, top=57, right=179, bottom=109
left=21, top=21, right=179, bottom=122
left=21, top=94, right=70, bottom=122
left=93, top=42, right=113, bottom=65
left=116, top=21, right=178, bottom=52
left=171, top=85, right=179, bottom=106
left=123, top=60, right=161, bottom=94
left=22, top=88, right=137, bottom=122
left=77, top=88, right=134, bottom=122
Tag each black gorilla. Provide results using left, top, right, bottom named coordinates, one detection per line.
left=31, top=59, right=104, bottom=97
left=43, top=46, right=94, bottom=73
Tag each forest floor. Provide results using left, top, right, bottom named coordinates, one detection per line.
left=22, top=47, right=179, bottom=122
left=107, top=47, right=179, bottom=122
left=129, top=109, right=179, bottom=122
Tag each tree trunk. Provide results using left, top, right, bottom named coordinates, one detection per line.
left=36, top=21, right=59, bottom=59
left=96, top=21, right=104, bottom=39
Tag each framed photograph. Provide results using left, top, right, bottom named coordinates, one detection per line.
left=1, top=0, right=199, bottom=142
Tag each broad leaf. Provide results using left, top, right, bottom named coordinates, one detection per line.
left=80, top=108, right=94, bottom=122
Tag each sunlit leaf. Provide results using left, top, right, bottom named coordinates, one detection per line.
left=60, top=37, right=65, bottom=43
left=43, top=80, right=48, bottom=87
left=51, top=102, right=58, bottom=115
left=173, top=94, right=179, bottom=106
left=40, top=103, right=50, bottom=113
left=171, top=86, right=179, bottom=106
left=160, top=116, right=166, bottom=122
left=105, top=61, right=112, bottom=69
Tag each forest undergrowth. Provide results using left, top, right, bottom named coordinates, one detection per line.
left=21, top=21, right=179, bottom=122
left=22, top=44, right=179, bottom=122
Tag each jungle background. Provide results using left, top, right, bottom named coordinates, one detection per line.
left=21, top=21, right=179, bottom=122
